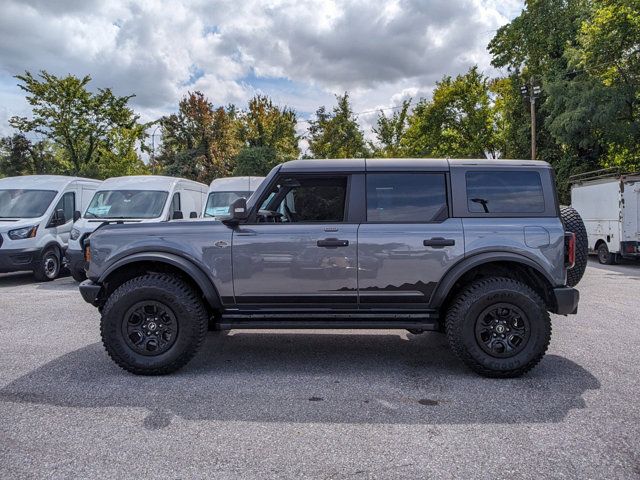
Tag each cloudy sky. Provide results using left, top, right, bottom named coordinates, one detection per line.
left=0, top=0, right=523, bottom=150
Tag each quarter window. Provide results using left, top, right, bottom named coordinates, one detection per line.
left=366, top=173, right=447, bottom=222
left=466, top=171, right=544, bottom=214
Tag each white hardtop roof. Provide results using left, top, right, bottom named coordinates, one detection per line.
left=99, top=175, right=206, bottom=191
left=0, top=175, right=100, bottom=191
left=209, top=176, right=265, bottom=191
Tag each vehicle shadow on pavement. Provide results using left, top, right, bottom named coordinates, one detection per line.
left=0, top=272, right=76, bottom=290
left=0, top=331, right=600, bottom=429
left=586, top=258, right=640, bottom=278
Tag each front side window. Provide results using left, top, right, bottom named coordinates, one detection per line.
left=204, top=191, right=252, bottom=217
left=85, top=190, right=169, bottom=219
left=54, top=192, right=75, bottom=223
left=366, top=173, right=448, bottom=222
left=259, top=176, right=348, bottom=223
left=0, top=189, right=57, bottom=218
left=466, top=171, right=544, bottom=214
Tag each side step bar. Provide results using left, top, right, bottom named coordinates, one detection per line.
left=217, top=311, right=440, bottom=330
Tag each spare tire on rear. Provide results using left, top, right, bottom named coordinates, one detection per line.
left=560, top=206, right=588, bottom=287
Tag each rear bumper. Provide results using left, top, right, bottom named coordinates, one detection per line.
left=79, top=280, right=103, bottom=306
left=552, top=287, right=579, bottom=315
left=0, top=247, right=41, bottom=273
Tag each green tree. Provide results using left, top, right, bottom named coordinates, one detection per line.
left=307, top=93, right=369, bottom=158
left=0, top=133, right=67, bottom=177
left=402, top=67, right=499, bottom=158
left=233, top=146, right=278, bottom=176
left=370, top=100, right=411, bottom=157
left=157, top=91, right=241, bottom=183
left=238, top=95, right=299, bottom=162
left=9, top=71, right=145, bottom=177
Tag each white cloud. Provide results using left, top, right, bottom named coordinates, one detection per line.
left=0, top=0, right=523, bottom=142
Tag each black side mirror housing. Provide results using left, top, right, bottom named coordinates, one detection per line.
left=53, top=208, right=66, bottom=226
left=172, top=210, right=183, bottom=220
left=189, top=212, right=198, bottom=218
left=221, top=197, right=248, bottom=225
left=73, top=210, right=81, bottom=222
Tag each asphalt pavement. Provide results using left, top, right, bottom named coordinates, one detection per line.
left=1, top=259, right=639, bottom=479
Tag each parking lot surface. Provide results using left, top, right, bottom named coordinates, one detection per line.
left=1, top=260, right=639, bottom=479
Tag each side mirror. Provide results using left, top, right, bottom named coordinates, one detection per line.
left=53, top=208, right=66, bottom=226
left=172, top=210, right=183, bottom=220
left=221, top=197, right=248, bottom=225
left=189, top=211, right=198, bottom=218
left=73, top=210, right=81, bottom=222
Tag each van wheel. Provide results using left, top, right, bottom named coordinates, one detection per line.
left=33, top=247, right=61, bottom=282
left=597, top=243, right=616, bottom=265
left=445, top=277, right=551, bottom=378
left=100, top=273, right=208, bottom=375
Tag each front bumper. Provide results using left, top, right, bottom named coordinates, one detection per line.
left=0, top=247, right=41, bottom=273
left=66, top=247, right=86, bottom=274
left=79, top=279, right=103, bottom=306
left=552, top=287, right=579, bottom=315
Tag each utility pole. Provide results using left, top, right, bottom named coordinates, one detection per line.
left=150, top=124, right=161, bottom=174
left=520, top=80, right=541, bottom=160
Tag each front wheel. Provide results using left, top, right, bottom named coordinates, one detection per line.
left=100, top=273, right=208, bottom=375
left=33, top=247, right=61, bottom=282
left=445, top=277, right=551, bottom=378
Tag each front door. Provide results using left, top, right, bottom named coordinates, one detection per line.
left=232, top=174, right=358, bottom=307
left=357, top=172, right=465, bottom=307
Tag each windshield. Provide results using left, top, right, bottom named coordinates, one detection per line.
left=0, top=189, right=57, bottom=218
left=85, top=190, right=169, bottom=219
left=204, top=191, right=252, bottom=217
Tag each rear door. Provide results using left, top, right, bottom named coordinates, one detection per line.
left=232, top=173, right=359, bottom=306
left=357, top=172, right=464, bottom=307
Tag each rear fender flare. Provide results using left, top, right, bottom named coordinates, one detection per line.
left=429, top=252, right=555, bottom=308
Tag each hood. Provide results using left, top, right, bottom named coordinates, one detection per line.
left=74, top=217, right=152, bottom=235
left=0, top=217, right=45, bottom=234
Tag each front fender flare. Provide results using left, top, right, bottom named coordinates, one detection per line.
left=429, top=252, right=556, bottom=308
left=99, top=252, right=221, bottom=309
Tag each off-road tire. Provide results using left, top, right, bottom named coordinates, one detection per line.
left=560, top=205, right=587, bottom=286
left=100, top=273, right=208, bottom=375
left=445, top=277, right=551, bottom=378
left=33, top=247, right=61, bottom=282
left=597, top=242, right=616, bottom=265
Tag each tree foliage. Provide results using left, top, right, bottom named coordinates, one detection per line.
left=307, top=93, right=369, bottom=158
left=402, top=67, right=500, bottom=158
left=370, top=100, right=411, bottom=158
left=9, top=71, right=145, bottom=178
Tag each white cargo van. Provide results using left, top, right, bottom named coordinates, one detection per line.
left=571, top=169, right=640, bottom=264
left=67, top=175, right=207, bottom=281
left=0, top=175, right=101, bottom=281
left=203, top=176, right=264, bottom=219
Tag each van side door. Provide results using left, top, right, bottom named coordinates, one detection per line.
left=357, top=172, right=465, bottom=307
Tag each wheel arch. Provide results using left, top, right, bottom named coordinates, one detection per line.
left=430, top=253, right=557, bottom=312
left=99, top=252, right=221, bottom=310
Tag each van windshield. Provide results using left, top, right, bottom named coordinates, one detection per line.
left=204, top=191, right=252, bottom=217
left=85, top=190, right=169, bottom=219
left=0, top=189, right=57, bottom=218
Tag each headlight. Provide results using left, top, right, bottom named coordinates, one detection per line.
left=70, top=228, right=80, bottom=241
left=8, top=225, right=38, bottom=240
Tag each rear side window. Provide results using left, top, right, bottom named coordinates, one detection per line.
left=466, top=171, right=544, bottom=214
left=366, top=173, right=448, bottom=222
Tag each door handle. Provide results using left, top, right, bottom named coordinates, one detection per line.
left=423, top=237, right=455, bottom=248
left=317, top=238, right=349, bottom=248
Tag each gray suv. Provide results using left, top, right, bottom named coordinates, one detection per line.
left=79, top=159, right=582, bottom=378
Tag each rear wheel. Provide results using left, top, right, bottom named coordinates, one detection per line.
left=597, top=243, right=616, bottom=265
left=100, top=273, right=208, bottom=375
left=445, top=277, right=551, bottom=378
left=33, top=247, right=61, bottom=282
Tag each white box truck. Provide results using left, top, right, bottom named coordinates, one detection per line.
left=571, top=169, right=640, bottom=264
left=67, top=175, right=207, bottom=281
left=0, top=175, right=102, bottom=280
